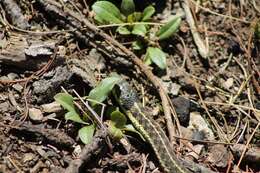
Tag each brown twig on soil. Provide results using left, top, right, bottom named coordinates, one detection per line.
left=232, top=143, right=260, bottom=164
left=180, top=0, right=209, bottom=58
left=6, top=156, right=22, bottom=173
left=252, top=0, right=260, bottom=13
left=236, top=122, right=260, bottom=168
left=194, top=81, right=228, bottom=142
left=38, top=0, right=176, bottom=143
left=65, top=130, right=107, bottom=173
left=188, top=0, right=251, bottom=24
left=1, top=121, right=75, bottom=149
left=19, top=48, right=58, bottom=126
left=230, top=22, right=260, bottom=118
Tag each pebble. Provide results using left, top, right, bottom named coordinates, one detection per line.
left=22, top=153, right=35, bottom=163
left=170, top=83, right=181, bottom=96
left=0, top=101, right=9, bottom=113
left=12, top=83, right=23, bottom=93
left=36, top=146, right=47, bottom=158
left=7, top=73, right=18, bottom=80
left=172, top=97, right=191, bottom=126
left=41, top=102, right=62, bottom=113
left=0, top=76, right=9, bottom=81
left=223, top=77, right=234, bottom=89
left=29, top=108, right=43, bottom=122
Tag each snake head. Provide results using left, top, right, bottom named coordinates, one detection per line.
left=114, top=80, right=139, bottom=110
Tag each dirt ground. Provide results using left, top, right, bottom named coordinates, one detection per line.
left=0, top=0, right=259, bottom=173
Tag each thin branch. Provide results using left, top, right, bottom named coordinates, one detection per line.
left=180, top=0, right=209, bottom=58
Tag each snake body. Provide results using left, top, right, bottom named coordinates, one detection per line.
left=116, top=81, right=190, bottom=173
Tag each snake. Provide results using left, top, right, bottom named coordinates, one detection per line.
left=114, top=80, right=191, bottom=173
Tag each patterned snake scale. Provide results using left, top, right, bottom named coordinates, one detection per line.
left=116, top=80, right=191, bottom=173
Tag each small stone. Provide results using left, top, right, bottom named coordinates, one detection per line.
left=43, top=113, right=56, bottom=121
left=148, top=161, right=156, bottom=170
left=29, top=108, right=43, bottom=122
left=41, top=102, right=62, bottom=113
left=73, top=145, right=81, bottom=157
left=0, top=76, right=9, bottom=81
left=223, top=78, right=234, bottom=89
left=189, top=112, right=215, bottom=141
left=172, top=97, right=191, bottom=126
left=58, top=45, right=66, bottom=56
left=36, top=146, right=47, bottom=157
left=170, top=83, right=181, bottom=96
left=0, top=101, right=10, bottom=113
left=12, top=83, right=23, bottom=93
left=22, top=153, right=35, bottom=163
left=163, top=82, right=181, bottom=95
left=187, top=144, right=204, bottom=160
left=207, top=144, right=229, bottom=168
left=7, top=73, right=18, bottom=80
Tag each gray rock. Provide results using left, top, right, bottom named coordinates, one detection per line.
left=7, top=73, right=19, bottom=80
left=0, top=101, right=10, bottom=113
left=41, top=102, right=62, bottom=113
left=12, top=83, right=23, bottom=93
left=22, top=153, right=35, bottom=163
left=29, top=108, right=43, bottom=122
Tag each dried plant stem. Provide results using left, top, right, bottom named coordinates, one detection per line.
left=180, top=0, right=209, bottom=58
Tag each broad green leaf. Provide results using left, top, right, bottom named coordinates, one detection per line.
left=54, top=93, right=75, bottom=112
left=144, top=53, right=152, bottom=65
left=88, top=75, right=122, bottom=105
left=117, top=26, right=131, bottom=35
left=124, top=124, right=145, bottom=141
left=111, top=110, right=127, bottom=128
left=132, top=24, right=147, bottom=36
left=94, top=15, right=106, bottom=24
left=146, top=47, right=167, bottom=69
left=142, top=6, right=155, bottom=21
left=92, top=1, right=123, bottom=24
left=121, top=0, right=135, bottom=16
left=108, top=121, right=124, bottom=140
left=65, top=111, right=86, bottom=124
left=156, top=16, right=181, bottom=40
left=78, top=125, right=95, bottom=144
left=127, top=12, right=142, bottom=23
left=132, top=40, right=143, bottom=50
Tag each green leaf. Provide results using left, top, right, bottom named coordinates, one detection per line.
left=121, top=0, right=135, bottom=16
left=156, top=16, right=181, bottom=40
left=65, top=111, right=86, bottom=124
left=92, top=1, right=123, bottom=24
left=94, top=15, right=106, bottom=24
left=144, top=53, right=152, bottom=65
left=127, top=12, right=142, bottom=23
left=54, top=93, right=87, bottom=124
left=142, top=5, right=155, bottom=21
left=54, top=93, right=75, bottom=112
left=132, top=24, right=147, bottom=36
left=88, top=75, right=122, bottom=105
left=108, top=121, right=124, bottom=140
left=146, top=47, right=167, bottom=69
left=111, top=110, right=127, bottom=128
left=124, top=124, right=145, bottom=141
left=132, top=40, right=143, bottom=50
left=117, top=26, right=131, bottom=35
left=78, top=125, right=95, bottom=144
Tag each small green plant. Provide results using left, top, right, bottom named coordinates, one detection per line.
left=92, top=0, right=181, bottom=70
left=54, top=74, right=142, bottom=144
